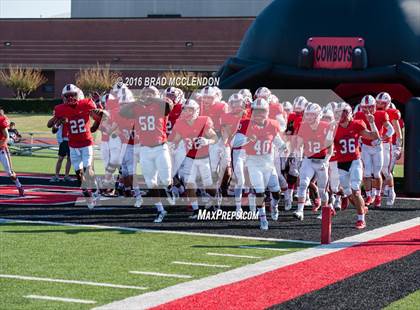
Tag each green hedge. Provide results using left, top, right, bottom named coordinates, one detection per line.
left=0, top=99, right=61, bottom=113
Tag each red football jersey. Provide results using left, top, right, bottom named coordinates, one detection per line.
left=221, top=112, right=248, bottom=145
left=0, top=115, right=10, bottom=149
left=54, top=99, right=96, bottom=148
left=113, top=112, right=135, bottom=144
left=334, top=119, right=367, bottom=162
left=393, top=117, right=404, bottom=145
left=298, top=121, right=331, bottom=158
left=385, top=108, right=401, bottom=144
left=167, top=103, right=183, bottom=135
left=238, top=119, right=281, bottom=156
left=354, top=110, right=389, bottom=146
left=200, top=102, right=227, bottom=132
left=172, top=116, right=213, bottom=159
left=269, top=104, right=284, bottom=120
left=286, top=112, right=303, bottom=135
left=131, top=102, right=168, bottom=147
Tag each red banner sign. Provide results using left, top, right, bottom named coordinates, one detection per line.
left=307, top=37, right=364, bottom=69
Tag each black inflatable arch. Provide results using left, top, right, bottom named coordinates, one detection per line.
left=217, top=0, right=420, bottom=195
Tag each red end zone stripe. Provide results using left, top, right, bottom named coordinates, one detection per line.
left=152, top=226, right=420, bottom=310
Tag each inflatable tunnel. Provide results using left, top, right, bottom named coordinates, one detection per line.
left=218, top=0, right=420, bottom=194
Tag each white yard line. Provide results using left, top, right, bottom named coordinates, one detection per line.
left=206, top=252, right=262, bottom=259
left=0, top=274, right=147, bottom=290
left=238, top=246, right=290, bottom=251
left=129, top=271, right=193, bottom=279
left=24, top=295, right=96, bottom=304
left=0, top=218, right=318, bottom=244
left=395, top=197, right=420, bottom=201
left=94, top=217, right=420, bottom=310
left=171, top=261, right=230, bottom=268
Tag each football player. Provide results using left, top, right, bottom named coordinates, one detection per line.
left=232, top=98, right=286, bottom=230
left=333, top=102, right=380, bottom=229
left=120, top=86, right=174, bottom=223
left=47, top=84, right=107, bottom=209
left=292, top=103, right=334, bottom=221
left=220, top=93, right=249, bottom=212
left=284, top=96, right=308, bottom=210
left=355, top=95, right=394, bottom=208
left=199, top=86, right=228, bottom=190
left=375, top=92, right=402, bottom=206
left=0, top=108, right=24, bottom=196
left=321, top=106, right=342, bottom=211
left=171, top=99, right=218, bottom=218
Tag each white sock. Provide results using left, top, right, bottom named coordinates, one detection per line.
left=271, top=199, right=279, bottom=209
left=258, top=207, right=266, bottom=217
left=234, top=188, right=242, bottom=210
left=357, top=214, right=365, bottom=221
left=297, top=202, right=305, bottom=213
left=248, top=194, right=256, bottom=209
left=191, top=201, right=199, bottom=210
left=155, top=202, right=164, bottom=212
left=14, top=178, right=21, bottom=188
left=366, top=190, right=372, bottom=197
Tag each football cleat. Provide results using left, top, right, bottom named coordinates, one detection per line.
left=86, top=197, right=96, bottom=210
left=271, top=206, right=279, bottom=221
left=334, top=196, right=342, bottom=210
left=154, top=210, right=167, bottom=223
left=49, top=176, right=60, bottom=183
left=259, top=215, right=269, bottom=230
left=284, top=199, right=292, bottom=211
left=355, top=220, right=366, bottom=230
left=134, top=195, right=143, bottom=208
left=63, top=176, right=73, bottom=182
left=373, top=195, right=382, bottom=208
left=18, top=186, right=25, bottom=197
left=165, top=188, right=176, bottom=205
left=364, top=196, right=373, bottom=206
left=293, top=211, right=304, bottom=221
left=341, top=196, right=349, bottom=210
left=189, top=209, right=199, bottom=220
left=386, top=191, right=396, bottom=206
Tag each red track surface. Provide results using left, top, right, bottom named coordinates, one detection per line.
left=0, top=185, right=79, bottom=205
left=152, top=226, right=420, bottom=310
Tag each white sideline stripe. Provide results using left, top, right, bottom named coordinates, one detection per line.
left=24, top=295, right=96, bottom=304
left=129, top=271, right=193, bottom=279
left=206, top=252, right=261, bottom=259
left=0, top=274, right=147, bottom=290
left=94, top=217, right=420, bottom=310
left=238, top=246, right=290, bottom=252
left=396, top=197, right=420, bottom=201
left=0, top=218, right=318, bottom=244
left=172, top=261, right=230, bottom=268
